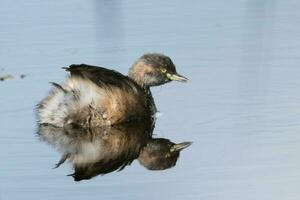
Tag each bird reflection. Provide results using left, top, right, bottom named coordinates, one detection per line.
left=37, top=120, right=191, bottom=181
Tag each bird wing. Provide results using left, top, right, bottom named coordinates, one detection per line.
left=63, top=64, right=151, bottom=125
left=64, top=64, right=137, bottom=90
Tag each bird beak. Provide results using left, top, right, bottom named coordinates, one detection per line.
left=170, top=141, right=192, bottom=152
left=166, top=73, right=188, bottom=82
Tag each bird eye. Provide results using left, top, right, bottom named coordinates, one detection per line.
left=161, top=68, right=167, bottom=73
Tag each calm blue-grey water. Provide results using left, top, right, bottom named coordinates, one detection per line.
left=1, top=0, right=300, bottom=199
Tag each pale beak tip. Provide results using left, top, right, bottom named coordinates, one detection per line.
left=169, top=73, right=189, bottom=82
left=176, top=73, right=188, bottom=82
left=180, top=76, right=188, bottom=82
left=171, top=141, right=192, bottom=152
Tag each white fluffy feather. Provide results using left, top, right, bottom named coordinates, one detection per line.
left=37, top=77, right=104, bottom=127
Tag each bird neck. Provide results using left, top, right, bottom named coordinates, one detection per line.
left=128, top=70, right=148, bottom=88
left=143, top=87, right=157, bottom=115
left=128, top=75, right=146, bottom=88
left=128, top=62, right=153, bottom=88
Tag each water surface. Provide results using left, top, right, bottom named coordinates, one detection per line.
left=1, top=0, right=300, bottom=200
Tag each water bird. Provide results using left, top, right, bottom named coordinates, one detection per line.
left=37, top=53, right=188, bottom=127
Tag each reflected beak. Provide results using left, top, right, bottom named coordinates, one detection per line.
left=166, top=73, right=188, bottom=82
left=170, top=141, right=192, bottom=152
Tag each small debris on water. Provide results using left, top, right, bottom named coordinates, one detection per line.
left=20, top=74, right=26, bottom=79
left=0, top=73, right=27, bottom=82
left=0, top=74, right=14, bottom=81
